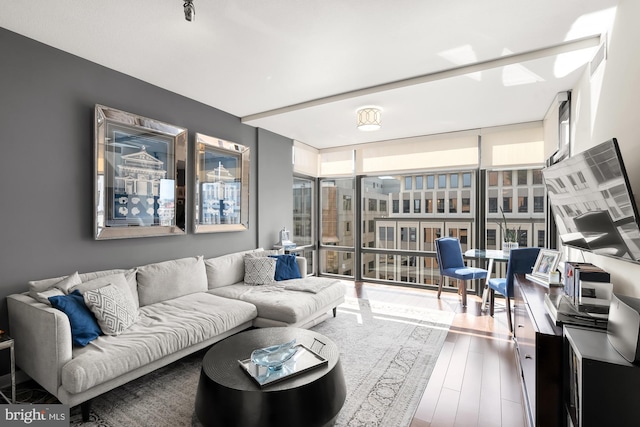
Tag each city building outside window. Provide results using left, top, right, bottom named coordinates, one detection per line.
left=488, top=171, right=498, bottom=186
left=320, top=178, right=355, bottom=277
left=504, top=171, right=513, bottom=186
left=310, top=168, right=546, bottom=288
left=293, top=176, right=315, bottom=273
left=427, top=175, right=435, bottom=189
left=518, top=170, right=528, bottom=185
left=405, top=176, right=412, bottom=190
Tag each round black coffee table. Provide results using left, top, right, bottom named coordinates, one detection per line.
left=195, top=327, right=346, bottom=427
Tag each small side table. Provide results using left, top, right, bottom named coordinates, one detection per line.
left=0, top=334, right=15, bottom=404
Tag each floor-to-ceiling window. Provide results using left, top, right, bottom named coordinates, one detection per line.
left=295, top=123, right=549, bottom=295
left=486, top=168, right=547, bottom=277
left=319, top=178, right=355, bottom=277
left=294, top=170, right=545, bottom=295
left=354, top=167, right=545, bottom=291
left=486, top=168, right=546, bottom=248
left=359, top=171, right=480, bottom=292
left=293, top=176, right=316, bottom=275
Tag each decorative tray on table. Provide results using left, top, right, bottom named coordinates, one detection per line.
left=238, top=343, right=328, bottom=387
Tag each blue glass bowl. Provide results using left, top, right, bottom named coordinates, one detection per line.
left=250, top=339, right=298, bottom=371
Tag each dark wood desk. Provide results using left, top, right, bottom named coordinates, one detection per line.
left=513, top=274, right=564, bottom=427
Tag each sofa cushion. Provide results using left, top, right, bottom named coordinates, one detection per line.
left=28, top=272, right=82, bottom=300
left=204, top=249, right=257, bottom=289
left=60, top=292, right=257, bottom=394
left=244, top=256, right=277, bottom=285
left=49, top=290, right=102, bottom=347
left=28, top=268, right=137, bottom=305
left=29, top=275, right=67, bottom=293
left=137, top=256, right=207, bottom=307
left=71, top=271, right=139, bottom=310
left=78, top=268, right=127, bottom=283
left=270, top=254, right=302, bottom=281
left=33, top=288, right=65, bottom=305
left=208, top=277, right=344, bottom=324
left=83, top=284, right=138, bottom=336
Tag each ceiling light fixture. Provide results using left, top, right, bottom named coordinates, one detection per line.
left=356, top=107, right=382, bottom=131
left=184, top=0, right=195, bottom=22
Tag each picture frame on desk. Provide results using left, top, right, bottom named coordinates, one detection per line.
left=531, top=249, right=561, bottom=282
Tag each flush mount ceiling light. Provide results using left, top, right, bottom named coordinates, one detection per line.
left=356, top=107, right=382, bottom=131
left=184, top=0, right=195, bottom=21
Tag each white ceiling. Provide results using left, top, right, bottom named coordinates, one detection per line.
left=0, top=0, right=618, bottom=149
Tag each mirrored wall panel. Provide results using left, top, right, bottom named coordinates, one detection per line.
left=194, top=133, right=250, bottom=233
left=94, top=104, right=187, bottom=239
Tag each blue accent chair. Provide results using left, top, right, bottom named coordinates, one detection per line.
left=487, top=247, right=540, bottom=333
left=435, top=237, right=488, bottom=307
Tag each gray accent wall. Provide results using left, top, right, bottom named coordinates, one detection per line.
left=257, top=128, right=295, bottom=249
left=0, top=29, right=293, bottom=346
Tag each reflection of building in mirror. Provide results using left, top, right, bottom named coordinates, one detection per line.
left=113, top=147, right=170, bottom=226
left=96, top=175, right=105, bottom=230
left=202, top=162, right=240, bottom=225
left=543, top=139, right=640, bottom=261
left=115, top=147, right=166, bottom=196
left=158, top=179, right=175, bottom=226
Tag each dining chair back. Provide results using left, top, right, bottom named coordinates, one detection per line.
left=488, top=247, right=540, bottom=333
left=435, top=237, right=488, bottom=307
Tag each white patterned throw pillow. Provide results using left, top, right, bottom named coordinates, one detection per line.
left=244, top=256, right=277, bottom=285
left=83, top=284, right=138, bottom=335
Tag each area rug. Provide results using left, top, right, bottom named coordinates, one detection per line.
left=65, top=294, right=454, bottom=427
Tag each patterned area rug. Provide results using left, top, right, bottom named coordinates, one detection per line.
left=56, top=294, right=454, bottom=427
left=318, top=296, right=454, bottom=427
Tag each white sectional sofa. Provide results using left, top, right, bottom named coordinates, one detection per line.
left=6, top=249, right=345, bottom=419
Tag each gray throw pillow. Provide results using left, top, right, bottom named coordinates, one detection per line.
left=244, top=256, right=277, bottom=285
left=28, top=272, right=82, bottom=301
left=34, top=288, right=65, bottom=305
left=83, top=284, right=138, bottom=335
left=71, top=272, right=139, bottom=310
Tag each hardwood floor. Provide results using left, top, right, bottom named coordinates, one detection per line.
left=345, top=281, right=525, bottom=427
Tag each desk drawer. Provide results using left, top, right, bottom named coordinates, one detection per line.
left=517, top=303, right=537, bottom=421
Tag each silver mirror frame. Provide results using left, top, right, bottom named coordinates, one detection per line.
left=94, top=104, right=187, bottom=240
left=194, top=133, right=250, bottom=233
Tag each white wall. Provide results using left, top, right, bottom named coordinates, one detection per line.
left=568, top=0, right=640, bottom=296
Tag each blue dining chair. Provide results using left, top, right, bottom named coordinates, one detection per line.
left=488, top=247, right=540, bottom=333
left=435, top=237, right=488, bottom=307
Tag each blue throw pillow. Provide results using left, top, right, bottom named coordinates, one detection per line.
left=49, top=290, right=102, bottom=347
left=269, top=254, right=302, bottom=281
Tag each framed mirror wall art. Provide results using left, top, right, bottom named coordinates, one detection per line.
left=94, top=104, right=187, bottom=240
left=194, top=133, right=249, bottom=233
